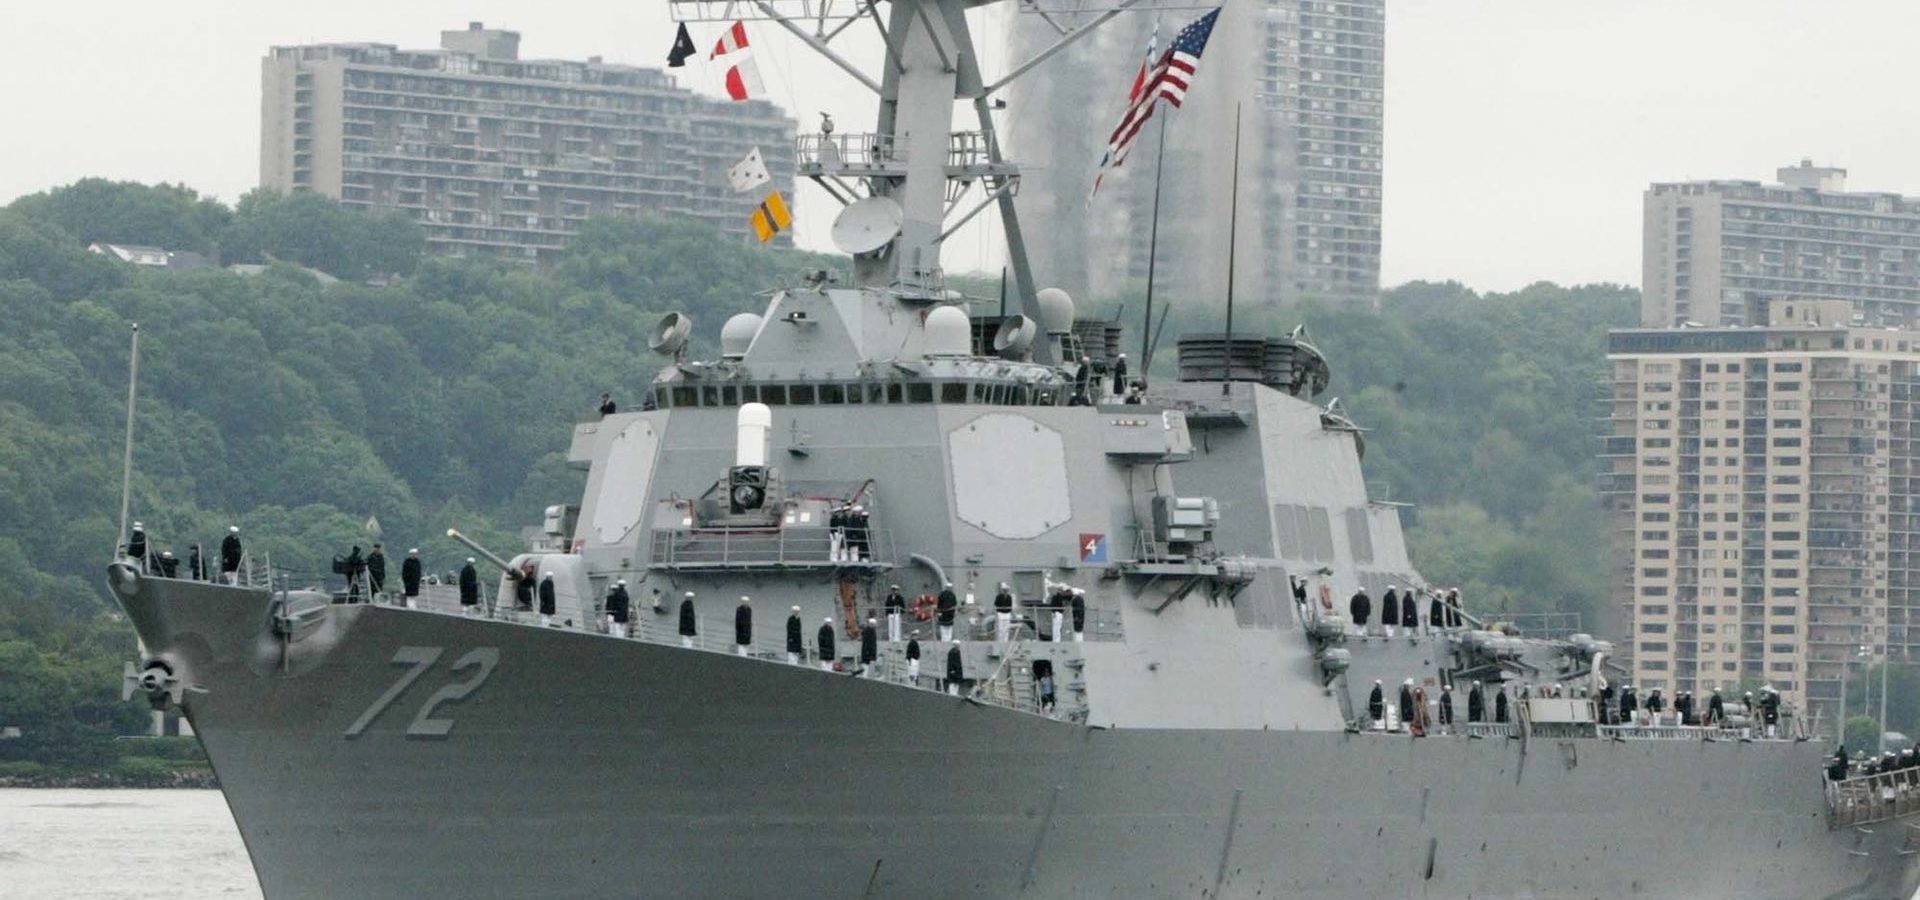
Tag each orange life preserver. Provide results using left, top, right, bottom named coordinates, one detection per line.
left=911, top=593, right=937, bottom=621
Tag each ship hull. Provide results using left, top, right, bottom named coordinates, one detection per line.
left=119, top=572, right=1919, bottom=899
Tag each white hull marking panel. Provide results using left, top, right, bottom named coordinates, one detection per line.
left=592, top=419, right=660, bottom=544
left=949, top=412, right=1070, bottom=540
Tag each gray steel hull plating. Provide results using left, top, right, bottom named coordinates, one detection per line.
left=122, top=574, right=1919, bottom=899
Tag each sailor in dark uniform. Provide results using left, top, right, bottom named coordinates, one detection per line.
left=606, top=579, right=631, bottom=638
left=1597, top=682, right=1616, bottom=725
left=734, top=596, right=753, bottom=656
left=1402, top=589, right=1419, bottom=637
left=1397, top=679, right=1415, bottom=731
left=1494, top=688, right=1510, bottom=724
left=1071, top=591, right=1087, bottom=642
left=366, top=543, right=387, bottom=601
left=187, top=543, right=203, bottom=581
left=1761, top=686, right=1781, bottom=738
left=401, top=549, right=423, bottom=608
left=1619, top=684, right=1638, bottom=725
left=343, top=546, right=366, bottom=600
left=860, top=617, right=879, bottom=676
left=126, top=522, right=148, bottom=571
left=936, top=581, right=959, bottom=641
left=1381, top=586, right=1400, bottom=637
left=906, top=637, right=922, bottom=681
left=1111, top=353, right=1129, bottom=396
left=1467, top=681, right=1485, bottom=723
left=945, top=644, right=965, bottom=696
left=817, top=618, right=837, bottom=671
left=1829, top=746, right=1850, bottom=782
left=1290, top=575, right=1308, bottom=609
left=994, top=582, right=1015, bottom=641
left=220, top=526, right=243, bottom=584
left=1439, top=685, right=1455, bottom=733
left=885, top=584, right=907, bottom=641
left=156, top=550, right=178, bottom=578
left=1706, top=689, right=1725, bottom=727
left=1428, top=591, right=1445, bottom=637
left=786, top=606, right=804, bottom=664
left=538, top=572, right=558, bottom=627
left=1445, top=588, right=1463, bottom=629
left=1675, top=691, right=1693, bottom=726
left=598, top=392, right=617, bottom=417
left=1349, top=589, right=1372, bottom=637
left=458, top=558, right=479, bottom=615
left=678, top=591, right=698, bottom=647
left=1367, top=680, right=1385, bottom=729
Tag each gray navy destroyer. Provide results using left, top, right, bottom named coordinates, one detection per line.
left=109, top=0, right=1920, bottom=896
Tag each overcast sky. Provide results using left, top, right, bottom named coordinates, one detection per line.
left=6, top=0, right=1920, bottom=292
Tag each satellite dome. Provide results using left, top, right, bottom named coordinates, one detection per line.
left=924, top=305, right=971, bottom=357
left=1036, top=288, right=1075, bottom=335
left=721, top=313, right=762, bottom=359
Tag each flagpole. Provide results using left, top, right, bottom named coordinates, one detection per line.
left=116, top=322, right=140, bottom=556
left=1140, top=115, right=1169, bottom=384
left=1221, top=103, right=1241, bottom=396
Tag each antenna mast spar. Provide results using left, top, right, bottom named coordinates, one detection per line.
left=670, top=0, right=1197, bottom=366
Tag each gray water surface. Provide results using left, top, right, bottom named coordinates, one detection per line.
left=0, top=788, right=260, bottom=900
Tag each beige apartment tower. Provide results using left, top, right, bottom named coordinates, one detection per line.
left=261, top=23, right=796, bottom=262
left=1603, top=299, right=1920, bottom=731
left=1643, top=161, right=1920, bottom=329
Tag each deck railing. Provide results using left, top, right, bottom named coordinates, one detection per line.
left=1827, top=767, right=1920, bottom=829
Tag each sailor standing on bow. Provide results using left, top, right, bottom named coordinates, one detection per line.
left=1381, top=586, right=1400, bottom=638
left=945, top=644, right=965, bottom=696
left=1349, top=588, right=1371, bottom=638
left=994, top=582, right=1015, bottom=642
left=734, top=596, right=753, bottom=656
left=936, top=581, right=959, bottom=641
left=458, top=558, right=479, bottom=615
left=817, top=618, right=837, bottom=671
left=401, top=549, right=423, bottom=609
left=906, top=637, right=922, bottom=682
left=860, top=618, right=879, bottom=677
left=678, top=592, right=698, bottom=647
left=1401, top=589, right=1418, bottom=639
left=1467, top=681, right=1485, bottom=724
left=1397, top=679, right=1415, bottom=732
left=538, top=572, right=557, bottom=627
left=605, top=579, right=631, bottom=638
left=885, top=584, right=906, bottom=642
left=786, top=606, right=804, bottom=664
left=220, top=526, right=243, bottom=584
left=1367, top=680, right=1385, bottom=730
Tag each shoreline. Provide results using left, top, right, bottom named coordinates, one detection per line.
left=0, top=770, right=218, bottom=789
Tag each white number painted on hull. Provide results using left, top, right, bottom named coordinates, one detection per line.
left=345, top=646, right=498, bottom=739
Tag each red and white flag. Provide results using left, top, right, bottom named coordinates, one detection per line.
left=1092, top=8, right=1221, bottom=194
left=710, top=21, right=765, bottom=102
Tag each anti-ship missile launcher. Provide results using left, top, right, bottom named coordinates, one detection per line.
left=108, top=0, right=1920, bottom=896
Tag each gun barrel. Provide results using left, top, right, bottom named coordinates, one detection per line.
left=445, top=529, right=516, bottom=574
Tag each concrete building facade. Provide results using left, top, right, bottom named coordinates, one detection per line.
left=261, top=23, right=797, bottom=263
left=1009, top=0, right=1383, bottom=308
left=1643, top=161, right=1920, bottom=329
left=1603, top=299, right=1920, bottom=731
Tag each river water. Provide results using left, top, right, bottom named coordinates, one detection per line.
left=0, top=789, right=260, bottom=899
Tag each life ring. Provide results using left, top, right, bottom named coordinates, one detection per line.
left=912, top=594, right=937, bottom=621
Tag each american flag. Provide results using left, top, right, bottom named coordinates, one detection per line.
left=1092, top=7, right=1221, bottom=193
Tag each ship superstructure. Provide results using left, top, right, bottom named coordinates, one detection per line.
left=108, top=1, right=1920, bottom=897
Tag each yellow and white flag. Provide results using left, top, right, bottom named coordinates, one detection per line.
left=751, top=191, right=791, bottom=243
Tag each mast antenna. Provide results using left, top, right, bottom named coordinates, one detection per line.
left=116, top=322, right=140, bottom=555
left=1221, top=102, right=1241, bottom=395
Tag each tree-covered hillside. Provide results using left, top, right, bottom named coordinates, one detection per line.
left=0, top=178, right=1650, bottom=764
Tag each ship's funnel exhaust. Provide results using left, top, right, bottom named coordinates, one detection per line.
left=736, top=403, right=772, bottom=468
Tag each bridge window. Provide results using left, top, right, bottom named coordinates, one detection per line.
left=721, top=385, right=739, bottom=406
left=820, top=384, right=845, bottom=404
left=790, top=385, right=815, bottom=405
left=907, top=383, right=934, bottom=404
left=886, top=383, right=903, bottom=403
left=672, top=385, right=697, bottom=407
left=702, top=386, right=720, bottom=406
left=762, top=385, right=787, bottom=405
left=942, top=383, right=968, bottom=404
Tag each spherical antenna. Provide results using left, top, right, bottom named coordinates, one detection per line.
left=830, top=197, right=904, bottom=256
left=924, top=306, right=971, bottom=357
left=649, top=312, right=693, bottom=355
left=1035, top=288, right=1075, bottom=335
left=720, top=313, right=762, bottom=359
left=992, top=315, right=1036, bottom=359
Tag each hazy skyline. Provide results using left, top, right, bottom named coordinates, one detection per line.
left=7, top=0, right=1920, bottom=293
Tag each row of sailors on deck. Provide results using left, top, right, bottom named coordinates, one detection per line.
left=1366, top=679, right=1509, bottom=735
left=1342, top=584, right=1465, bottom=638
left=885, top=582, right=1087, bottom=643
left=1831, top=745, right=1920, bottom=781
left=123, top=522, right=244, bottom=585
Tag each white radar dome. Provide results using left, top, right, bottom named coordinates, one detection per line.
left=924, top=305, right=972, bottom=357
left=720, top=313, right=762, bottom=359
left=1035, top=288, right=1075, bottom=335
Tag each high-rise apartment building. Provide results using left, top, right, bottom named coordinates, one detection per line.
left=1643, top=161, right=1920, bottom=329
left=1010, top=0, right=1383, bottom=307
left=261, top=23, right=797, bottom=263
left=1602, top=299, right=1920, bottom=729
